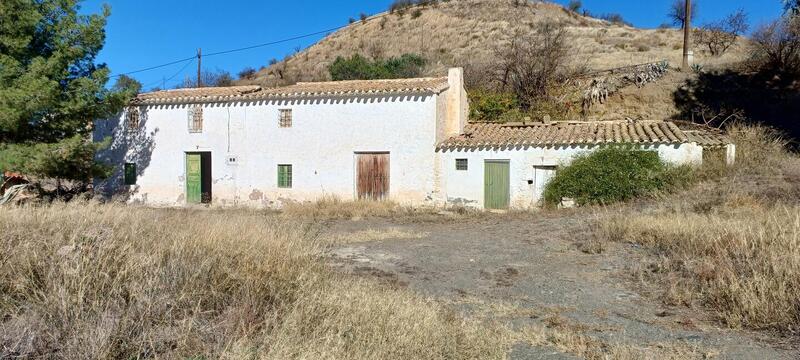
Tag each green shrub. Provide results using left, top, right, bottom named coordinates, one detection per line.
left=468, top=89, right=519, bottom=122
left=0, top=136, right=112, bottom=180
left=567, top=0, right=582, bottom=12
left=328, top=53, right=426, bottom=80
left=543, top=147, right=691, bottom=206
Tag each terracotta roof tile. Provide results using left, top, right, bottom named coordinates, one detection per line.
left=134, top=77, right=450, bottom=105
left=437, top=121, right=732, bottom=150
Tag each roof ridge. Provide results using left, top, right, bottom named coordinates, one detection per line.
left=132, top=76, right=450, bottom=104
left=138, top=85, right=262, bottom=96
left=440, top=120, right=728, bottom=150
left=293, top=76, right=447, bottom=86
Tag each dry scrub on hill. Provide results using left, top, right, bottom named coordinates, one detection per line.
left=596, top=125, right=800, bottom=332
left=244, top=0, right=747, bottom=87
left=0, top=203, right=503, bottom=359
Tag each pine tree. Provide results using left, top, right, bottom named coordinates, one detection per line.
left=0, top=0, right=133, bottom=180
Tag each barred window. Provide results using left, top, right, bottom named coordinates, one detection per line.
left=456, top=158, right=468, bottom=171
left=188, top=106, right=203, bottom=133
left=279, top=109, right=292, bottom=128
left=126, top=107, right=139, bottom=130
left=124, top=163, right=137, bottom=185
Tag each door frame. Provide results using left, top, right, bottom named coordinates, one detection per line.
left=531, top=165, right=558, bottom=207
left=484, top=159, right=510, bottom=210
left=353, top=151, right=390, bottom=201
left=185, top=151, right=212, bottom=204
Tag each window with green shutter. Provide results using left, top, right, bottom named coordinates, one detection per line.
left=124, top=163, right=137, bottom=185
left=278, top=164, right=292, bottom=188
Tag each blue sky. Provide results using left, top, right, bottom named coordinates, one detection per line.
left=81, top=0, right=786, bottom=91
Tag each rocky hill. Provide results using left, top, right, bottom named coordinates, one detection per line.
left=241, top=0, right=747, bottom=88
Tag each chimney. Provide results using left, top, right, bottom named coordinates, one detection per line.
left=441, top=67, right=468, bottom=142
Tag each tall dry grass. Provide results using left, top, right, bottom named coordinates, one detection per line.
left=281, top=196, right=412, bottom=220
left=596, top=124, right=800, bottom=332
left=0, top=202, right=504, bottom=359
left=599, top=205, right=800, bottom=330
left=280, top=195, right=478, bottom=221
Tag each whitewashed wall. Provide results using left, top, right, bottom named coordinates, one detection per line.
left=95, top=94, right=445, bottom=207
left=438, top=143, right=704, bottom=209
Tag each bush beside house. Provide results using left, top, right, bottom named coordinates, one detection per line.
left=543, top=147, right=691, bottom=206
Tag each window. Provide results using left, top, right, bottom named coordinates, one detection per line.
left=455, top=158, right=468, bottom=171
left=277, top=164, right=292, bottom=188
left=188, top=106, right=203, bottom=133
left=124, top=163, right=137, bottom=185
left=279, top=109, right=292, bottom=128
left=125, top=106, right=139, bottom=130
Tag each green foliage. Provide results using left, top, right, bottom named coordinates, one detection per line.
left=468, top=89, right=519, bottom=122
left=567, top=0, right=582, bottom=12
left=0, top=136, right=112, bottom=179
left=112, top=74, right=142, bottom=95
left=543, top=147, right=691, bottom=206
left=0, top=0, right=127, bottom=180
left=328, top=53, right=426, bottom=81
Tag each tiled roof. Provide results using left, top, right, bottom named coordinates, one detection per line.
left=683, top=129, right=731, bottom=147
left=136, top=85, right=262, bottom=103
left=437, top=121, right=731, bottom=150
left=134, top=77, right=450, bottom=104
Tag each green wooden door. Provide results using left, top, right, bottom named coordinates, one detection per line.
left=186, top=154, right=202, bottom=204
left=484, top=160, right=510, bottom=209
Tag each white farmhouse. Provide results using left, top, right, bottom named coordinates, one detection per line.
left=94, top=67, right=733, bottom=210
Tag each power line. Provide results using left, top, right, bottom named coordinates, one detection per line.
left=114, top=55, right=196, bottom=77
left=141, top=58, right=195, bottom=90
left=109, top=12, right=392, bottom=79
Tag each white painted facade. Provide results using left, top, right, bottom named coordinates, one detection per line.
left=437, top=143, right=704, bottom=209
left=95, top=69, right=467, bottom=207
left=95, top=67, right=726, bottom=210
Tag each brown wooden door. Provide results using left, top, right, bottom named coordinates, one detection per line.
left=356, top=153, right=389, bottom=200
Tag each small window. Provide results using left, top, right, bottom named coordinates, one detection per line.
left=279, top=109, right=292, bottom=128
left=455, top=158, right=468, bottom=171
left=124, top=163, right=137, bottom=185
left=188, top=106, right=203, bottom=133
left=277, top=164, right=292, bottom=188
left=125, top=106, right=139, bottom=130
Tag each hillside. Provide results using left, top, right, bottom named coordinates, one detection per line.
left=241, top=0, right=747, bottom=88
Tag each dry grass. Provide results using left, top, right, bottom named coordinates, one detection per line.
left=595, top=125, right=800, bottom=332
left=0, top=202, right=504, bottom=359
left=280, top=195, right=478, bottom=221
left=323, top=227, right=428, bottom=244
left=281, top=196, right=412, bottom=220
left=599, top=205, right=800, bottom=331
left=242, top=0, right=747, bottom=87
left=452, top=296, right=711, bottom=359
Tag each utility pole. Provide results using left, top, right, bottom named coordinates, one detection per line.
left=681, top=0, right=692, bottom=70
left=197, top=48, right=202, bottom=87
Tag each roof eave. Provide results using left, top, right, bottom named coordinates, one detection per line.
left=131, top=87, right=448, bottom=106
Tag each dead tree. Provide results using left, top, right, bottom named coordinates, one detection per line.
left=695, top=9, right=748, bottom=56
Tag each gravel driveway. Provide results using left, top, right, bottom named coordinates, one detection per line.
left=323, top=211, right=797, bottom=359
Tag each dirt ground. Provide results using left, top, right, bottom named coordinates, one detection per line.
left=321, top=211, right=798, bottom=359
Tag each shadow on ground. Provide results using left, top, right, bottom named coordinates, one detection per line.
left=672, top=69, right=800, bottom=148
